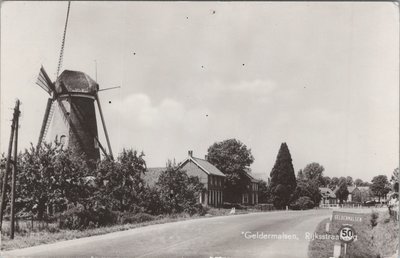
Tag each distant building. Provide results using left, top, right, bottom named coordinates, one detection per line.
left=319, top=187, right=337, bottom=206
left=346, top=186, right=360, bottom=202
left=333, top=185, right=361, bottom=203
left=144, top=151, right=226, bottom=207
left=177, top=151, right=226, bottom=207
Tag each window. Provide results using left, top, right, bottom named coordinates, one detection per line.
left=243, top=194, right=249, bottom=204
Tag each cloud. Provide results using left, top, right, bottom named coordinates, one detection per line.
left=231, top=79, right=277, bottom=95
left=186, top=78, right=278, bottom=106
left=105, top=92, right=211, bottom=161
left=112, top=93, right=185, bottom=128
left=111, top=93, right=210, bottom=134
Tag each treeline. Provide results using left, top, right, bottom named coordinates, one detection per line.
left=0, top=142, right=205, bottom=230
left=258, top=143, right=398, bottom=209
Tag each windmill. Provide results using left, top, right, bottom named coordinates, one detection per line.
left=36, top=67, right=114, bottom=161
left=35, top=2, right=114, bottom=161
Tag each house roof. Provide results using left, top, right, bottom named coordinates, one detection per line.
left=243, top=168, right=260, bottom=183
left=179, top=157, right=226, bottom=177
left=143, top=167, right=165, bottom=187
left=319, top=187, right=336, bottom=198
left=347, top=186, right=358, bottom=193
left=333, top=185, right=359, bottom=194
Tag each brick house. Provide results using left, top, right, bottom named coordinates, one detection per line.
left=177, top=151, right=225, bottom=207
left=144, top=151, right=226, bottom=207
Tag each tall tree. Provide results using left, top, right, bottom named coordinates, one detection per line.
left=322, top=176, right=331, bottom=187
left=302, top=162, right=325, bottom=186
left=354, top=178, right=363, bottom=187
left=291, top=180, right=321, bottom=207
left=338, top=177, right=347, bottom=185
left=329, top=177, right=339, bottom=190
left=370, top=175, right=391, bottom=202
left=346, top=176, right=353, bottom=186
left=207, top=139, right=254, bottom=203
left=257, top=180, right=271, bottom=203
left=335, top=182, right=349, bottom=204
left=269, top=143, right=297, bottom=209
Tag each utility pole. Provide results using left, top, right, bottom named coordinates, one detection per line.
left=0, top=99, right=20, bottom=238
left=10, top=99, right=20, bottom=239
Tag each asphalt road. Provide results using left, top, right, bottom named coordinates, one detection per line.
left=4, top=209, right=334, bottom=258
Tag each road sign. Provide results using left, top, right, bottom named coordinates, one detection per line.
left=332, top=211, right=363, bottom=224
left=338, top=225, right=356, bottom=243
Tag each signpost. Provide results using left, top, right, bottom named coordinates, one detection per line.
left=331, top=211, right=361, bottom=258
left=333, top=242, right=341, bottom=258
left=338, top=225, right=357, bottom=258
left=330, top=211, right=364, bottom=257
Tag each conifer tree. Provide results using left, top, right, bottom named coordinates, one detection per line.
left=269, top=142, right=297, bottom=209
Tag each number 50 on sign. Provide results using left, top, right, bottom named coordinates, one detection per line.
left=338, top=225, right=357, bottom=243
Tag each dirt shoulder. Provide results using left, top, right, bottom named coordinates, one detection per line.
left=308, top=210, right=398, bottom=258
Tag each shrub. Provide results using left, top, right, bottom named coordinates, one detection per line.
left=290, top=196, right=315, bottom=210
left=184, top=203, right=207, bottom=216
left=155, top=165, right=205, bottom=215
left=59, top=205, right=117, bottom=230
left=370, top=212, right=379, bottom=228
left=141, top=187, right=168, bottom=215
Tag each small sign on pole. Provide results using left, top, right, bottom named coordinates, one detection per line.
left=338, top=225, right=357, bottom=244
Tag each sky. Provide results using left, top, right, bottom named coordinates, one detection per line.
left=1, top=2, right=398, bottom=182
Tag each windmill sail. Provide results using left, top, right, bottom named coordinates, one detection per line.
left=36, top=66, right=55, bottom=95
left=95, top=93, right=114, bottom=159
left=37, top=98, right=55, bottom=148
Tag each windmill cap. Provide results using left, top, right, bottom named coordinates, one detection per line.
left=55, top=70, right=99, bottom=95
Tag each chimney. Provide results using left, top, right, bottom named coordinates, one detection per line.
left=188, top=150, right=193, bottom=157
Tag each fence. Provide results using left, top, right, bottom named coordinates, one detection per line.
left=1, top=215, right=60, bottom=237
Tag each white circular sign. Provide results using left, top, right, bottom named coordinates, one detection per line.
left=338, top=225, right=356, bottom=243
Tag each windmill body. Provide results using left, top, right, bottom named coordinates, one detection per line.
left=36, top=67, right=112, bottom=161
left=49, top=70, right=100, bottom=161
